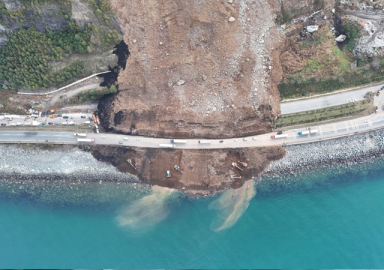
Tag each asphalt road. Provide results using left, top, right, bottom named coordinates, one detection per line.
left=281, top=84, right=381, bottom=114
left=1, top=111, right=384, bottom=149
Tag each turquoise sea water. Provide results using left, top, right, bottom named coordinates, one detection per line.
left=1, top=161, right=384, bottom=268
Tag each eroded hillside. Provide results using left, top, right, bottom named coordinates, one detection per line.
left=99, top=0, right=283, bottom=138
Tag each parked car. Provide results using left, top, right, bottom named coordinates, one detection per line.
left=219, top=140, right=224, bottom=143
left=81, top=116, right=86, bottom=118
left=1, top=123, right=6, bottom=126
left=243, top=138, right=247, bottom=141
left=48, top=122, right=53, bottom=125
left=57, top=114, right=62, bottom=117
left=119, top=141, right=123, bottom=144
left=277, top=131, right=283, bottom=135
left=63, top=116, right=68, bottom=119
left=54, top=122, right=60, bottom=125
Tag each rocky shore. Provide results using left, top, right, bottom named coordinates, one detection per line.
left=0, top=145, right=139, bottom=183
left=264, top=129, right=384, bottom=178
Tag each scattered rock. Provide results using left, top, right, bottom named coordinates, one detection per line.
left=306, top=25, right=319, bottom=33
left=177, top=80, right=186, bottom=86
left=335, top=34, right=347, bottom=43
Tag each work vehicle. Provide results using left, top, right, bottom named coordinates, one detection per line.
left=298, top=129, right=319, bottom=135
left=77, top=138, right=95, bottom=142
left=271, top=134, right=288, bottom=139
left=171, top=139, right=187, bottom=144
left=198, top=140, right=212, bottom=144
left=74, top=133, right=87, bottom=137
left=159, top=144, right=176, bottom=148
left=298, top=130, right=310, bottom=135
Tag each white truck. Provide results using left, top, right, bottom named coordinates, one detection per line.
left=77, top=138, right=95, bottom=143
left=159, top=144, right=176, bottom=148
left=171, top=139, right=187, bottom=144
left=83, top=121, right=91, bottom=124
left=298, top=129, right=318, bottom=135
left=198, top=140, right=212, bottom=144
left=74, top=133, right=87, bottom=137
left=271, top=134, right=288, bottom=139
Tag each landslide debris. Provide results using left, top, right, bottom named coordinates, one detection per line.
left=91, top=145, right=285, bottom=196
left=98, top=0, right=283, bottom=138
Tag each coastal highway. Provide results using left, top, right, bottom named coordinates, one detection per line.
left=281, top=84, right=382, bottom=114
left=1, top=112, right=384, bottom=149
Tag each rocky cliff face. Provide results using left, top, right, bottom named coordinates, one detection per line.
left=99, top=0, right=283, bottom=138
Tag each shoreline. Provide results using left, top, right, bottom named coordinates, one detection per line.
left=0, top=127, right=384, bottom=198
left=262, top=128, right=384, bottom=180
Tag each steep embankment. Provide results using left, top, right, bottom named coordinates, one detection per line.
left=98, top=0, right=283, bottom=139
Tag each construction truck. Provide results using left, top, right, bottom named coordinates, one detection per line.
left=271, top=134, right=288, bottom=139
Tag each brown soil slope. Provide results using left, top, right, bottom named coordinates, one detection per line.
left=100, top=0, right=283, bottom=139
left=91, top=145, right=285, bottom=195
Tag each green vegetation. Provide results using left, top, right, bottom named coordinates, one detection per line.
left=0, top=0, right=122, bottom=92
left=279, top=19, right=368, bottom=99
left=276, top=99, right=372, bottom=127
left=0, top=26, right=91, bottom=90
left=343, top=22, right=360, bottom=52
left=279, top=65, right=384, bottom=98
left=60, top=85, right=118, bottom=106
left=276, top=11, right=291, bottom=25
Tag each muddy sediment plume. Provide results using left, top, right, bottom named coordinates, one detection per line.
left=90, top=145, right=285, bottom=195
left=116, top=186, right=180, bottom=231
left=209, top=179, right=256, bottom=232
left=98, top=0, right=283, bottom=139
